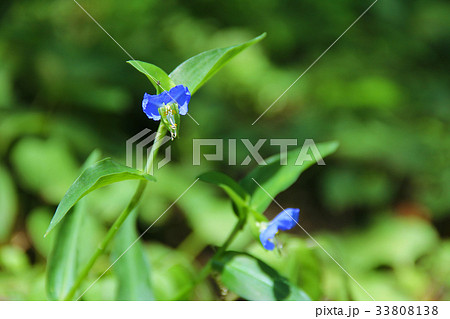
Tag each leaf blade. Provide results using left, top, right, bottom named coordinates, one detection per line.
left=46, top=150, right=101, bottom=300
left=112, top=210, right=154, bottom=300
left=46, top=158, right=155, bottom=235
left=240, top=141, right=339, bottom=213
left=169, top=33, right=266, bottom=94
left=213, top=251, right=311, bottom=301
left=198, top=171, right=249, bottom=207
left=127, top=60, right=175, bottom=93
left=46, top=199, right=86, bottom=300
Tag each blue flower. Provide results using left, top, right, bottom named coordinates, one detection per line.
left=142, top=85, right=191, bottom=121
left=259, top=208, right=299, bottom=250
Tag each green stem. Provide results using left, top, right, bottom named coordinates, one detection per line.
left=214, top=217, right=246, bottom=257
left=174, top=217, right=246, bottom=300
left=64, top=124, right=168, bottom=300
left=145, top=123, right=168, bottom=175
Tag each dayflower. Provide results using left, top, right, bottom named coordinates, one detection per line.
left=259, top=208, right=299, bottom=250
left=142, top=85, right=191, bottom=139
left=142, top=85, right=190, bottom=120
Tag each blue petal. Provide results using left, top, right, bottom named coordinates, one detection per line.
left=270, top=208, right=299, bottom=231
left=259, top=223, right=279, bottom=251
left=259, top=208, right=300, bottom=250
left=142, top=92, right=165, bottom=121
left=142, top=85, right=191, bottom=121
left=166, top=85, right=191, bottom=115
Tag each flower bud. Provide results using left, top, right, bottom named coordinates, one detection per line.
left=159, top=102, right=180, bottom=140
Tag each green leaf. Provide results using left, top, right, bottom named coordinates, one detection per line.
left=213, top=251, right=311, bottom=301
left=46, top=199, right=86, bottom=300
left=248, top=238, right=322, bottom=300
left=46, top=150, right=101, bottom=300
left=46, top=158, right=155, bottom=235
left=169, top=33, right=266, bottom=94
left=127, top=60, right=176, bottom=93
left=198, top=171, right=249, bottom=208
left=240, top=141, right=339, bottom=213
left=112, top=210, right=154, bottom=300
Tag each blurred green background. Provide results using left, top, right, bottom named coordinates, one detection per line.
left=0, top=0, right=449, bottom=300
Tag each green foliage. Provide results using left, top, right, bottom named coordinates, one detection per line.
left=248, top=238, right=322, bottom=300
left=316, top=215, right=442, bottom=301
left=26, top=207, right=55, bottom=257
left=46, top=158, right=155, bottom=235
left=0, top=246, right=30, bottom=275
left=46, top=150, right=100, bottom=301
left=10, top=137, right=79, bottom=204
left=240, top=141, right=339, bottom=213
left=42, top=31, right=269, bottom=302
left=198, top=171, right=250, bottom=208
left=112, top=210, right=154, bottom=300
left=198, top=141, right=338, bottom=246
left=169, top=33, right=266, bottom=94
left=46, top=201, right=86, bottom=300
left=129, top=33, right=265, bottom=97
left=146, top=242, right=212, bottom=300
left=212, top=251, right=311, bottom=301
left=198, top=142, right=337, bottom=299
left=127, top=61, right=175, bottom=93
left=0, top=0, right=448, bottom=302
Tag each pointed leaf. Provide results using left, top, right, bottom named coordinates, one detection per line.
left=169, top=33, right=266, bottom=94
left=127, top=60, right=175, bottom=93
left=46, top=158, right=155, bottom=235
left=198, top=171, right=249, bottom=207
left=213, top=252, right=311, bottom=301
left=46, top=199, right=86, bottom=300
left=46, top=150, right=101, bottom=300
left=112, top=210, right=154, bottom=300
left=240, top=141, right=339, bottom=213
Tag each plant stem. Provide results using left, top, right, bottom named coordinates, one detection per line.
left=214, top=217, right=246, bottom=257
left=174, top=217, right=246, bottom=300
left=64, top=180, right=146, bottom=300
left=64, top=124, right=167, bottom=300
left=145, top=123, right=168, bottom=175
